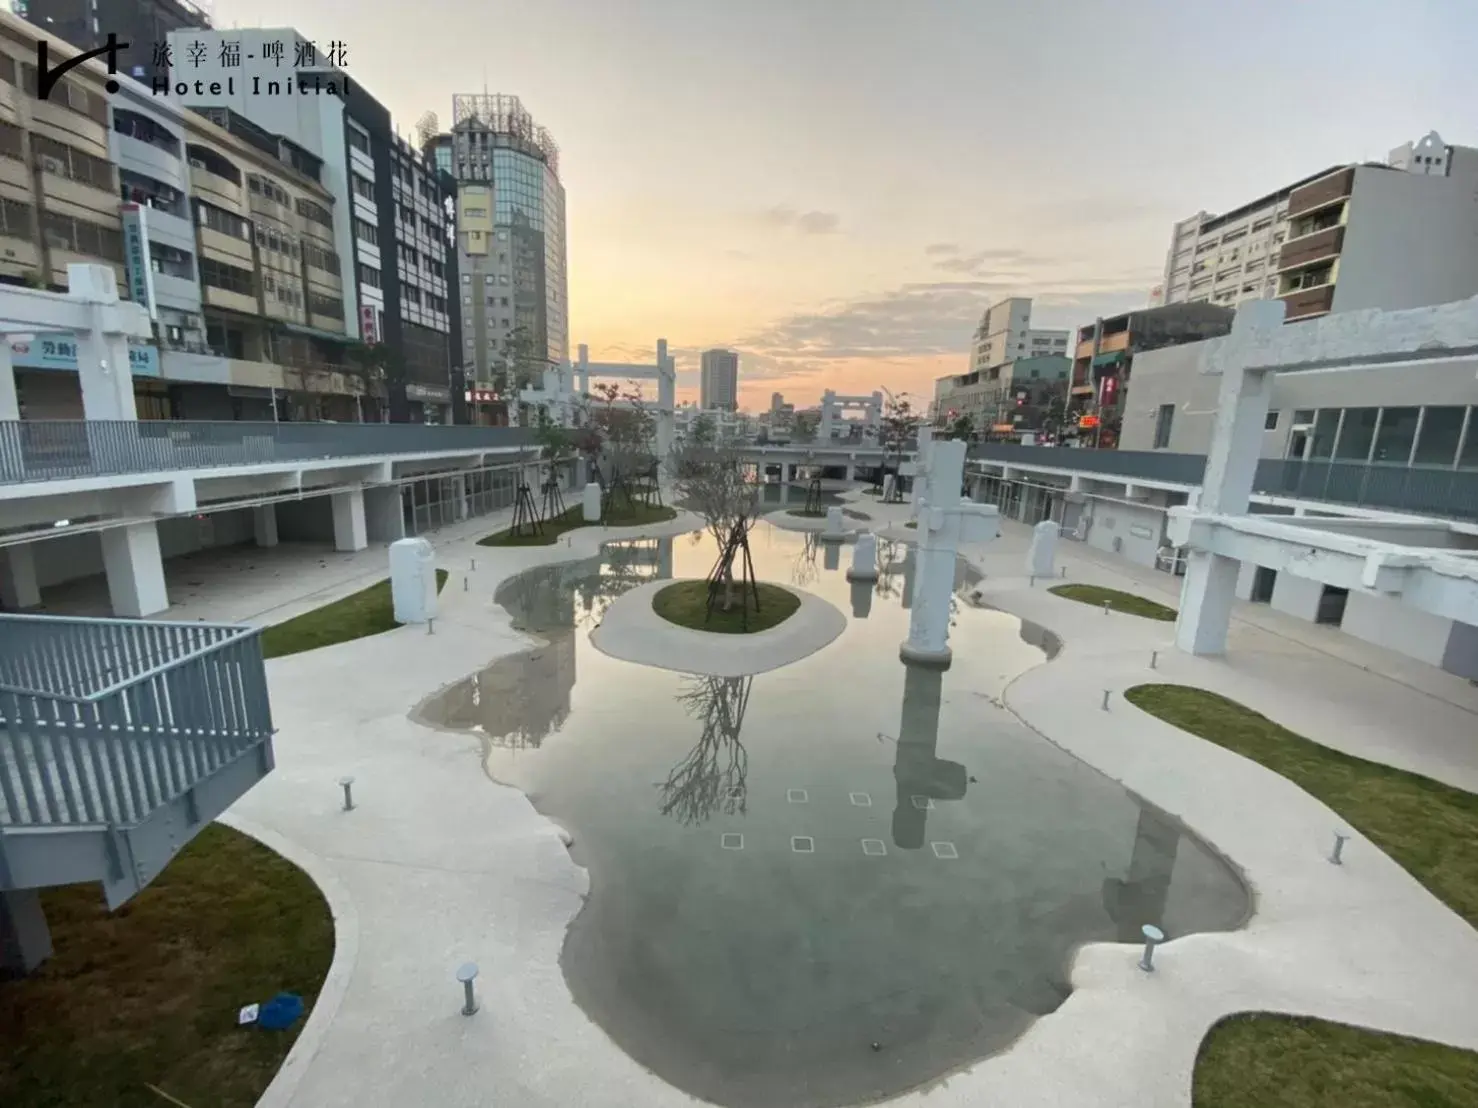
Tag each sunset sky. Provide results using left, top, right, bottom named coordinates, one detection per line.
left=215, top=0, right=1478, bottom=411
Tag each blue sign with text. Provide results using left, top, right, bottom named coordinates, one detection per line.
left=8, top=337, right=160, bottom=377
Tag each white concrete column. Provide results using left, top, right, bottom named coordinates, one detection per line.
left=453, top=474, right=470, bottom=521
left=1175, top=550, right=1240, bottom=656
left=1, top=888, right=53, bottom=974
left=0, top=339, right=18, bottom=421
left=845, top=461, right=856, bottom=481
left=101, top=521, right=168, bottom=617
left=364, top=486, right=406, bottom=544
left=331, top=489, right=368, bottom=552
left=69, top=265, right=143, bottom=421
left=252, top=505, right=279, bottom=548
left=1199, top=301, right=1284, bottom=515
left=0, top=543, right=41, bottom=609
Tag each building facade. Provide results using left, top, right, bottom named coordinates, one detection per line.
left=700, top=348, right=738, bottom=410
left=1157, top=131, right=1478, bottom=322
left=17, top=0, right=209, bottom=84
left=968, top=296, right=1069, bottom=374
left=447, top=94, right=567, bottom=425
left=933, top=354, right=1070, bottom=438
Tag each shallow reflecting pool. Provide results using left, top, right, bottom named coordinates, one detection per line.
left=415, top=524, right=1248, bottom=1108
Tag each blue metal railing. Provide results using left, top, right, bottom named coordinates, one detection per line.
left=0, top=614, right=273, bottom=827
left=966, top=443, right=1478, bottom=521
left=0, top=420, right=540, bottom=486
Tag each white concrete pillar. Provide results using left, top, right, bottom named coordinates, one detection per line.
left=331, top=489, right=368, bottom=552
left=819, top=390, right=836, bottom=441
left=1, top=888, right=52, bottom=974
left=0, top=339, right=17, bottom=421
left=252, top=505, right=279, bottom=548
left=364, top=486, right=406, bottom=544
left=452, top=474, right=469, bottom=521
left=0, top=543, right=41, bottom=609
left=1199, top=301, right=1284, bottom=515
left=69, top=266, right=141, bottom=421
left=845, top=461, right=856, bottom=482
left=101, top=521, right=168, bottom=617
left=1175, top=550, right=1240, bottom=656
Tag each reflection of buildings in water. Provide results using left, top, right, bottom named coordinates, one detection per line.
left=891, top=665, right=968, bottom=849
left=658, top=675, right=752, bottom=825
left=823, top=540, right=841, bottom=573
left=435, top=629, right=578, bottom=750
left=901, top=546, right=917, bottom=610
left=578, top=536, right=676, bottom=619
left=1101, top=807, right=1181, bottom=942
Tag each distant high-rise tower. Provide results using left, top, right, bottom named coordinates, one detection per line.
left=700, top=349, right=739, bottom=411
left=448, top=93, right=567, bottom=417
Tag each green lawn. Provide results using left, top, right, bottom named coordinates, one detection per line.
left=478, top=501, right=676, bottom=547
left=904, top=520, right=917, bottom=529
left=0, top=824, right=334, bottom=1108
left=261, top=569, right=448, bottom=659
left=652, top=579, right=800, bottom=634
left=786, top=507, right=826, bottom=519
left=862, top=487, right=881, bottom=496
left=1126, top=684, right=1478, bottom=1107
left=1049, top=582, right=1177, bottom=620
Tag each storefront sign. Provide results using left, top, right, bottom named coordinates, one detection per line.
left=120, top=203, right=158, bottom=322
left=467, top=388, right=499, bottom=404
left=9, top=336, right=160, bottom=377
left=360, top=303, right=378, bottom=343
left=406, top=382, right=449, bottom=403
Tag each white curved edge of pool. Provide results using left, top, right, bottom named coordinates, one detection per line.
left=589, top=579, right=847, bottom=677
left=216, top=812, right=360, bottom=1108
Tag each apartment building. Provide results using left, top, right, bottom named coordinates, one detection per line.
left=933, top=354, right=1070, bottom=437
left=17, top=0, right=210, bottom=84
left=1068, top=303, right=1234, bottom=448
left=968, top=296, right=1069, bottom=375
left=1158, top=130, right=1478, bottom=322
left=700, top=348, right=739, bottom=411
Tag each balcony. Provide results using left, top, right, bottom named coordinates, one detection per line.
left=0, top=419, right=540, bottom=486
left=1280, top=283, right=1336, bottom=321
left=1278, top=226, right=1344, bottom=272
left=1, top=615, right=275, bottom=966
left=1287, top=167, right=1354, bottom=219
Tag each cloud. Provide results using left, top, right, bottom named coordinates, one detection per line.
left=756, top=205, right=841, bottom=235
left=924, top=243, right=959, bottom=256
left=932, top=247, right=1056, bottom=276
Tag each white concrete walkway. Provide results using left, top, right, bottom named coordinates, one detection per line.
left=205, top=487, right=1478, bottom=1108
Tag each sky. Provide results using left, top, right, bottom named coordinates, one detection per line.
left=210, top=0, right=1478, bottom=411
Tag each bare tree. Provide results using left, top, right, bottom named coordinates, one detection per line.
left=657, top=675, right=752, bottom=824
left=666, top=434, right=760, bottom=610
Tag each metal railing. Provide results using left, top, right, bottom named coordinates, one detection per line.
left=0, top=614, right=273, bottom=827
left=0, top=420, right=540, bottom=486
left=966, top=443, right=1478, bottom=521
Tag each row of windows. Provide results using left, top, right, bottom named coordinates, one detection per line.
left=352, top=175, right=376, bottom=203
left=358, top=263, right=381, bottom=289
left=42, top=211, right=123, bottom=263
left=196, top=198, right=251, bottom=240
left=0, top=196, right=32, bottom=238
left=247, top=174, right=292, bottom=207
left=309, top=292, right=345, bottom=319
left=200, top=257, right=256, bottom=297
left=353, top=217, right=378, bottom=246
left=400, top=287, right=448, bottom=313
left=0, top=55, right=109, bottom=125
left=1297, top=406, right=1477, bottom=468
left=296, top=196, right=333, bottom=228
left=32, top=134, right=114, bottom=193
left=303, top=241, right=340, bottom=276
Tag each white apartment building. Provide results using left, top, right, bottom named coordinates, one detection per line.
left=700, top=348, right=739, bottom=411
left=969, top=297, right=1068, bottom=373
left=1158, top=130, right=1478, bottom=322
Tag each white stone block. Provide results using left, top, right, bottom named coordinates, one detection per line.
left=1027, top=519, right=1057, bottom=578
left=847, top=532, right=879, bottom=582
left=390, top=537, right=438, bottom=624
left=582, top=482, right=602, bottom=523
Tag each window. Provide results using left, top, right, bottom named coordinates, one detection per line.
left=31, top=134, right=113, bottom=192
left=1413, top=406, right=1466, bottom=466
left=1372, top=407, right=1419, bottom=463
left=304, top=243, right=340, bottom=275
left=1460, top=410, right=1478, bottom=470
left=1264, top=410, right=1279, bottom=431
left=347, top=127, right=371, bottom=155
left=1152, top=404, right=1175, bottom=449
left=1335, top=407, right=1379, bottom=461
left=0, top=120, right=22, bottom=161
left=353, top=218, right=378, bottom=245
left=461, top=274, right=470, bottom=284
left=309, top=292, right=345, bottom=319
left=0, top=197, right=32, bottom=238
left=352, top=175, right=375, bottom=202
left=41, top=211, right=123, bottom=262
left=296, top=197, right=334, bottom=227
left=358, top=263, right=381, bottom=289
left=199, top=257, right=256, bottom=297
left=195, top=199, right=250, bottom=240
left=1309, top=409, right=1340, bottom=459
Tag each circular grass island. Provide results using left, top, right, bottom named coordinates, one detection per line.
left=651, top=579, right=801, bottom=634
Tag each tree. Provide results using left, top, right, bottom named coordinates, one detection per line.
left=793, top=410, right=820, bottom=442
left=658, top=676, right=752, bottom=824
left=667, top=433, right=760, bottom=611
left=949, top=413, right=974, bottom=441
left=346, top=341, right=402, bottom=422
left=879, top=394, right=916, bottom=472
left=687, top=412, right=717, bottom=448
left=579, top=380, right=657, bottom=490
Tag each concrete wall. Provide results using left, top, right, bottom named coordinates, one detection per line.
left=27, top=509, right=256, bottom=589
left=1269, top=572, right=1324, bottom=622
left=1340, top=590, right=1452, bottom=667
left=1442, top=620, right=1478, bottom=680
left=1335, top=167, right=1478, bottom=316
left=275, top=495, right=338, bottom=543
left=1083, top=499, right=1167, bottom=568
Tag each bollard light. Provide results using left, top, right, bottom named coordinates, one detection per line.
left=1330, top=831, right=1349, bottom=865
left=470, top=557, right=477, bottom=570
left=1103, top=600, right=1111, bottom=615
left=427, top=618, right=435, bottom=635
left=1101, top=689, right=1111, bottom=711
left=1029, top=574, right=1035, bottom=587
left=1060, top=566, right=1067, bottom=578
left=463, top=575, right=469, bottom=592
left=1150, top=650, right=1159, bottom=670
left=457, top=962, right=479, bottom=1016
left=338, top=775, right=355, bottom=811
left=1139, top=924, right=1165, bottom=972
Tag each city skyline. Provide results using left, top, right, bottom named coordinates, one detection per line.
left=209, top=0, right=1478, bottom=409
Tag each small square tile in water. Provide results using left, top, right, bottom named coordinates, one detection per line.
left=930, top=841, right=959, bottom=860
left=787, top=788, right=809, bottom=804
left=721, top=833, right=744, bottom=851
left=849, top=792, right=873, bottom=807
left=911, top=795, right=935, bottom=811
left=791, top=836, right=815, bottom=854
left=861, top=839, right=887, bottom=857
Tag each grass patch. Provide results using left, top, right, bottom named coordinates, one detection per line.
left=1194, top=1013, right=1478, bottom=1107
left=478, top=501, right=676, bottom=547
left=786, top=508, right=826, bottom=519
left=0, top=823, right=334, bottom=1108
left=1049, top=583, right=1176, bottom=621
left=862, top=487, right=881, bottom=496
left=261, top=569, right=448, bottom=659
left=1127, top=683, right=1478, bottom=1107
left=652, top=579, right=800, bottom=634
left=904, top=520, right=917, bottom=529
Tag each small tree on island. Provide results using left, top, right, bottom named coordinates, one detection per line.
left=575, top=380, right=657, bottom=511
left=879, top=394, right=916, bottom=490
left=667, top=431, right=760, bottom=613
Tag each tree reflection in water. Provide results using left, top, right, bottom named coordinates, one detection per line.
left=657, top=675, right=753, bottom=825
left=791, top=531, right=820, bottom=588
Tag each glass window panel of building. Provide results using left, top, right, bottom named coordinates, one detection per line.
left=1297, top=405, right=1475, bottom=468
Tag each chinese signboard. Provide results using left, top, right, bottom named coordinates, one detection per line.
left=1077, top=415, right=1100, bottom=429
left=360, top=304, right=378, bottom=343
left=9, top=337, right=160, bottom=377
left=120, top=204, right=158, bottom=322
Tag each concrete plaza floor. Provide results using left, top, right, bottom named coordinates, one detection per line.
left=195, top=489, right=1478, bottom=1108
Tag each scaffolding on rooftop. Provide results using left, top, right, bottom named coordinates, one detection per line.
left=451, top=93, right=560, bottom=176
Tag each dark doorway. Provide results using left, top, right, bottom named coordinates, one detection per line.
left=1316, top=585, right=1349, bottom=626
left=1250, top=566, right=1277, bottom=604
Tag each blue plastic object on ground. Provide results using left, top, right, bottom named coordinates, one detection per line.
left=257, top=992, right=304, bottom=1031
